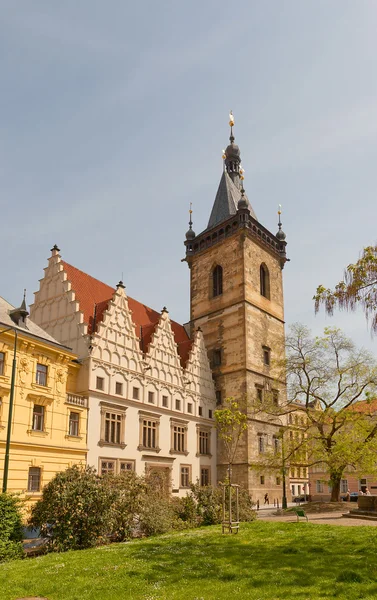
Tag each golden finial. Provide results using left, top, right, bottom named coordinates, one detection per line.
left=189, top=202, right=192, bottom=217
left=222, top=149, right=226, bottom=159
left=240, top=166, right=245, bottom=180
left=278, top=204, right=282, bottom=216
left=229, top=110, right=235, bottom=127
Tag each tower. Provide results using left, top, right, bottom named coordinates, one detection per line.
left=184, top=113, right=288, bottom=499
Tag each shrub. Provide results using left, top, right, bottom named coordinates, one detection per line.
left=104, top=471, right=146, bottom=541
left=0, top=493, right=24, bottom=562
left=189, top=483, right=223, bottom=525
left=137, top=473, right=176, bottom=536
left=29, top=465, right=116, bottom=551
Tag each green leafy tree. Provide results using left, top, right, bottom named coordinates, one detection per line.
left=284, top=324, right=377, bottom=501
left=314, top=245, right=377, bottom=332
left=0, top=493, right=24, bottom=562
left=214, top=398, right=248, bottom=484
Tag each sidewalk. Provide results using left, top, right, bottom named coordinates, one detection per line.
left=257, top=509, right=377, bottom=526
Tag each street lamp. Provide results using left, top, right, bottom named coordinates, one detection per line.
left=279, top=427, right=288, bottom=509
left=0, top=326, right=17, bottom=493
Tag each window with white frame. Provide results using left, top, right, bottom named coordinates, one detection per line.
left=32, top=405, right=44, bottom=431
left=68, top=411, right=79, bottom=436
left=28, top=467, right=41, bottom=491
left=36, top=363, right=47, bottom=386
left=105, top=412, right=121, bottom=444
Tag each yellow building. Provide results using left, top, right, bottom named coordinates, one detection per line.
left=0, top=295, right=88, bottom=506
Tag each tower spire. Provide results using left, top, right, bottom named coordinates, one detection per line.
left=185, top=202, right=196, bottom=241
left=224, top=110, right=241, bottom=187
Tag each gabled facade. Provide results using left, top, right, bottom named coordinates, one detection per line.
left=30, top=247, right=217, bottom=494
left=0, top=296, right=87, bottom=507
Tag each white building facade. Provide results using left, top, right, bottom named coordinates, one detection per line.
left=30, top=246, right=217, bottom=495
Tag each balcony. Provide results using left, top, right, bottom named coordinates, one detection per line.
left=66, top=393, right=88, bottom=408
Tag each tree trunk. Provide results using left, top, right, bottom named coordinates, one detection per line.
left=329, top=473, right=341, bottom=502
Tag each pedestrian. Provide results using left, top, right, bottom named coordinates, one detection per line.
left=345, top=489, right=350, bottom=502
left=358, top=489, right=364, bottom=496
left=264, top=493, right=269, bottom=505
left=365, top=487, right=371, bottom=495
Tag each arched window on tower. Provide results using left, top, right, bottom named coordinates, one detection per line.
left=212, top=265, right=223, bottom=297
left=260, top=263, right=270, bottom=299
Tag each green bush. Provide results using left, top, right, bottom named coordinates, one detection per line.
left=0, top=493, right=24, bottom=562
left=189, top=483, right=223, bottom=525
left=29, top=465, right=116, bottom=551
left=104, top=471, right=146, bottom=541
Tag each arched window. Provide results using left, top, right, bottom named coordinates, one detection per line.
left=260, top=263, right=270, bottom=299
left=212, top=265, right=223, bottom=297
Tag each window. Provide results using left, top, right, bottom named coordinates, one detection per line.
left=272, top=390, right=279, bottom=405
left=105, top=412, right=122, bottom=444
left=260, top=475, right=265, bottom=485
left=291, top=485, right=295, bottom=496
left=201, top=467, right=210, bottom=487
left=209, top=409, right=213, bottom=419
left=119, top=460, right=135, bottom=473
left=100, top=460, right=115, bottom=475
left=276, top=477, right=281, bottom=485
left=0, top=352, right=4, bottom=376
left=175, top=399, right=181, bottom=411
left=198, top=428, right=211, bottom=455
left=143, top=419, right=157, bottom=448
left=289, top=414, right=293, bottom=424
left=180, top=465, right=191, bottom=488
left=215, top=390, right=222, bottom=405
left=187, top=402, right=192, bottom=413
left=212, top=265, right=223, bottom=297
left=258, top=435, right=265, bottom=454
left=316, top=480, right=324, bottom=493
left=198, top=406, right=203, bottom=416
left=263, top=347, right=270, bottom=366
left=32, top=405, right=44, bottom=431
left=273, top=436, right=279, bottom=454
left=36, top=363, right=47, bottom=386
left=28, top=467, right=41, bottom=492
left=148, top=391, right=155, bottom=404
left=173, top=424, right=187, bottom=453
left=212, top=348, right=222, bottom=367
left=68, top=412, right=79, bottom=436
left=162, top=395, right=168, bottom=408
left=115, top=382, right=123, bottom=395
left=260, top=263, right=270, bottom=299
left=132, top=387, right=139, bottom=400
left=256, top=386, right=263, bottom=402
left=340, top=480, right=348, bottom=494
left=96, top=376, right=104, bottom=391
left=100, top=459, right=134, bottom=476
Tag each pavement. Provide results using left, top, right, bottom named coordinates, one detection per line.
left=256, top=507, right=377, bottom=526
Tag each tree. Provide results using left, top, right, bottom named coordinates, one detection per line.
left=214, top=397, right=248, bottom=485
left=284, top=324, right=377, bottom=501
left=314, top=245, right=377, bottom=333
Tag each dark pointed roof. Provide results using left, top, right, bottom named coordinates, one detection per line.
left=207, top=170, right=257, bottom=229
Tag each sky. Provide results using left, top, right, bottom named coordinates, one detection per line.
left=2, top=1, right=377, bottom=352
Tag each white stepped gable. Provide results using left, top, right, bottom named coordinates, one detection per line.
left=91, top=287, right=143, bottom=373
left=185, top=329, right=216, bottom=400
left=144, top=310, right=184, bottom=387
left=30, top=249, right=88, bottom=357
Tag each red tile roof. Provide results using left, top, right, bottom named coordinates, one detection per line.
left=61, top=261, right=192, bottom=366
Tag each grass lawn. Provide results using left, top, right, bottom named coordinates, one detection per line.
left=1, top=521, right=377, bottom=600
